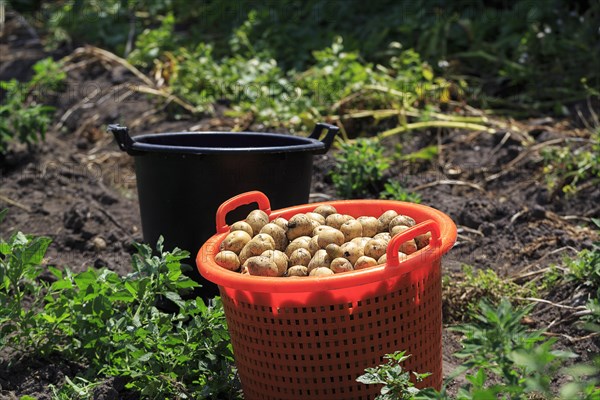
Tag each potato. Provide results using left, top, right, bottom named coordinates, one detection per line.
left=325, top=213, right=353, bottom=230
left=377, top=252, right=407, bottom=265
left=340, top=241, right=363, bottom=265
left=340, top=220, right=362, bottom=241
left=415, top=232, right=431, bottom=249
left=309, top=267, right=334, bottom=277
left=325, top=243, right=343, bottom=259
left=287, top=214, right=314, bottom=240
left=357, top=216, right=379, bottom=237
left=220, top=230, right=252, bottom=254
left=306, top=212, right=326, bottom=225
left=330, top=257, right=354, bottom=273
left=317, top=228, right=345, bottom=248
left=313, top=225, right=337, bottom=237
left=260, top=223, right=288, bottom=251
left=364, top=238, right=387, bottom=260
left=239, top=233, right=275, bottom=264
left=340, top=242, right=365, bottom=265
left=309, top=218, right=322, bottom=231
left=289, top=248, right=312, bottom=267
left=389, top=215, right=416, bottom=231
left=272, top=217, right=289, bottom=232
left=389, top=225, right=418, bottom=254
left=378, top=210, right=398, bottom=233
left=230, top=221, right=253, bottom=237
left=390, top=224, right=409, bottom=237
left=285, top=236, right=312, bottom=257
left=399, top=239, right=418, bottom=255
left=307, top=249, right=331, bottom=273
left=351, top=236, right=371, bottom=248
left=313, top=204, right=337, bottom=218
left=354, top=255, right=377, bottom=270
left=287, top=265, right=308, bottom=277
left=373, top=232, right=391, bottom=244
left=215, top=251, right=241, bottom=271
left=246, top=210, right=269, bottom=235
left=308, top=236, right=320, bottom=254
left=261, top=249, right=288, bottom=276
left=246, top=256, right=279, bottom=277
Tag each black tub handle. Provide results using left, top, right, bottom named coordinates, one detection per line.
left=107, top=124, right=142, bottom=155
left=308, top=123, right=339, bottom=154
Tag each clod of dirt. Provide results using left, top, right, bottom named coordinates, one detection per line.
left=63, top=204, right=90, bottom=232
left=458, top=199, right=497, bottom=229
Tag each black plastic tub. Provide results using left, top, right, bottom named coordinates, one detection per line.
left=108, top=123, right=338, bottom=298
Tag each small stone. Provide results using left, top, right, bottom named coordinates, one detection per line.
left=530, top=205, right=546, bottom=220
left=92, top=236, right=107, bottom=251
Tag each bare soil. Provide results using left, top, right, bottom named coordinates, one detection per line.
left=1, top=12, right=598, bottom=399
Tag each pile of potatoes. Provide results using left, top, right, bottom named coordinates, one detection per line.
left=214, top=205, right=431, bottom=277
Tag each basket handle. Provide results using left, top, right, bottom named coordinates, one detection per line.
left=215, top=191, right=272, bottom=234
left=386, top=219, right=441, bottom=267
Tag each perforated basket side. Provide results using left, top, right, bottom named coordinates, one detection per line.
left=220, top=260, right=442, bottom=400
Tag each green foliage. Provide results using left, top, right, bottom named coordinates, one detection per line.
left=128, top=12, right=177, bottom=68
left=379, top=180, right=421, bottom=203
left=0, top=57, right=65, bottom=154
left=542, top=131, right=600, bottom=196
left=563, top=218, right=600, bottom=289
left=0, top=211, right=238, bottom=399
left=357, top=351, right=430, bottom=400
left=0, top=211, right=52, bottom=353
left=330, top=138, right=391, bottom=199
left=24, top=1, right=599, bottom=109
left=442, top=265, right=534, bottom=322
left=361, top=300, right=594, bottom=400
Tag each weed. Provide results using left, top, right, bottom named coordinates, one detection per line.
left=0, top=57, right=65, bottom=154
left=563, top=218, right=600, bottom=289
left=357, top=351, right=430, bottom=400
left=330, top=138, right=391, bottom=198
left=542, top=130, right=600, bottom=197
left=442, top=265, right=534, bottom=322
left=0, top=210, right=238, bottom=399
left=0, top=209, right=52, bottom=353
left=380, top=180, right=421, bottom=203
left=362, top=299, right=596, bottom=400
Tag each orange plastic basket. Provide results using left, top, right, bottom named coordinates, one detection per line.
left=197, top=191, right=457, bottom=400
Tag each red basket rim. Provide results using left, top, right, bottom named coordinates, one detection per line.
left=196, top=198, right=457, bottom=294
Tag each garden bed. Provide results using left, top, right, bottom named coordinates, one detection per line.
left=1, top=9, right=598, bottom=400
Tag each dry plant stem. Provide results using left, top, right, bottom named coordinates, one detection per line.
left=513, top=246, right=579, bottom=278
left=543, top=331, right=600, bottom=343
left=485, top=138, right=569, bottom=182
left=379, top=121, right=494, bottom=140
left=457, top=225, right=485, bottom=237
left=514, top=296, right=587, bottom=311
left=0, top=194, right=32, bottom=212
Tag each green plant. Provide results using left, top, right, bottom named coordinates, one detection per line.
left=0, top=208, right=238, bottom=398
left=41, top=238, right=237, bottom=398
left=542, top=130, right=600, bottom=196
left=330, top=138, right=391, bottom=198
left=128, top=12, right=177, bottom=68
left=563, top=218, right=600, bottom=289
left=417, top=299, right=582, bottom=400
left=0, top=209, right=52, bottom=354
left=442, top=265, right=534, bottom=322
left=379, top=180, right=421, bottom=203
left=357, top=351, right=430, bottom=400
left=0, top=57, right=65, bottom=154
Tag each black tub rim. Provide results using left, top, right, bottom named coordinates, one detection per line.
left=108, top=123, right=339, bottom=156
left=130, top=131, right=326, bottom=155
